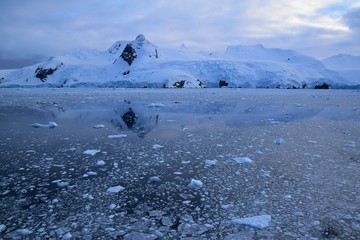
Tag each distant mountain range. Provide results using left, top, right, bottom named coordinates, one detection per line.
left=0, top=34, right=359, bottom=88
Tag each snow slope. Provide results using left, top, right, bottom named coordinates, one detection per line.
left=323, top=54, right=360, bottom=87
left=1, top=34, right=357, bottom=88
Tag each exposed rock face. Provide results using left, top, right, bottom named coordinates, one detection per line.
left=315, top=83, right=330, bottom=89
left=219, top=80, right=229, bottom=88
left=121, top=44, right=137, bottom=66
left=173, top=80, right=186, bottom=88
left=35, top=63, right=63, bottom=82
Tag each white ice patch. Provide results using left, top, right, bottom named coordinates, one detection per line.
left=83, top=149, right=101, bottom=156
left=205, top=159, right=218, bottom=166
left=93, top=124, right=105, bottom=129
left=107, top=185, right=125, bottom=193
left=12, top=228, right=33, bottom=236
left=147, top=103, right=165, bottom=107
left=31, top=121, right=58, bottom=128
left=83, top=171, right=97, bottom=177
left=108, top=134, right=127, bottom=139
left=233, top=157, right=253, bottom=164
left=52, top=180, right=69, bottom=188
left=152, top=144, right=164, bottom=150
left=0, top=224, right=6, bottom=233
left=188, top=179, right=203, bottom=189
left=274, top=138, right=285, bottom=145
left=96, top=160, right=106, bottom=166
left=231, top=214, right=271, bottom=229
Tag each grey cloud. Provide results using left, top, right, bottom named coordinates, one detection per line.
left=343, top=7, right=360, bottom=30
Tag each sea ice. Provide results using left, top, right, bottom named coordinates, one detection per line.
left=83, top=171, right=97, bottom=177
left=152, top=144, right=164, bottom=150
left=52, top=180, right=69, bottom=188
left=93, top=124, right=105, bottom=129
left=233, top=157, right=253, bottom=164
left=96, top=160, right=106, bottom=166
left=147, top=103, right=165, bottom=107
left=62, top=232, right=72, bottom=240
left=274, top=138, right=285, bottom=145
left=0, top=224, right=6, bottom=233
left=107, top=185, right=125, bottom=193
left=108, top=134, right=127, bottom=139
left=205, top=159, right=218, bottom=166
left=231, top=214, right=271, bottom=229
left=83, top=149, right=101, bottom=156
left=188, top=179, right=203, bottom=189
left=11, top=228, right=33, bottom=236
left=31, top=121, right=58, bottom=128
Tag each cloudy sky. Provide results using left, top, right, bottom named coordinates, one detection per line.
left=0, top=0, right=359, bottom=69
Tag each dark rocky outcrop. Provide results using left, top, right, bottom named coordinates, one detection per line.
left=121, top=44, right=137, bottom=66
left=219, top=80, right=229, bottom=88
left=35, top=63, right=63, bottom=82
left=173, top=80, right=186, bottom=88
left=314, top=83, right=330, bottom=89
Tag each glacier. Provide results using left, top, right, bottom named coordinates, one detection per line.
left=1, top=34, right=358, bottom=88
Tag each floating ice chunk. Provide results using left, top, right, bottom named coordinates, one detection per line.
left=96, top=160, right=106, bottom=166
left=48, top=121, right=58, bottom=128
left=83, top=171, right=97, bottom=177
left=82, top=193, right=94, bottom=200
left=152, top=144, right=164, bottom=150
left=307, top=140, right=317, bottom=144
left=12, top=228, right=33, bottom=236
left=109, top=203, right=117, bottom=209
left=231, top=214, right=271, bottom=229
left=83, top=149, right=101, bottom=156
left=52, top=180, right=69, bottom=188
left=233, top=157, right=253, bottom=164
left=45, top=157, right=54, bottom=161
left=147, top=103, right=165, bottom=107
left=108, top=134, right=127, bottom=139
left=205, top=159, right=218, bottom=166
left=62, top=232, right=72, bottom=240
left=93, top=124, right=105, bottom=129
left=274, top=138, right=285, bottom=145
left=107, top=185, right=125, bottom=193
left=31, top=121, right=58, bottom=128
left=0, top=224, right=6, bottom=233
left=149, top=176, right=161, bottom=183
left=188, top=179, right=203, bottom=189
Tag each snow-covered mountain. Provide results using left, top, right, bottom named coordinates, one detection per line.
left=1, top=34, right=358, bottom=88
left=322, top=54, right=360, bottom=88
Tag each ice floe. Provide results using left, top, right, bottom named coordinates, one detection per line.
left=152, top=144, right=164, bottom=150
left=233, top=157, right=253, bottom=164
left=147, top=103, right=165, bottom=108
left=93, top=124, right=105, bottom=129
left=96, top=160, right=106, bottom=166
left=0, top=224, right=6, bottom=233
left=205, top=159, right=218, bottom=166
left=83, top=149, right=101, bottom=156
left=83, top=171, right=97, bottom=177
left=274, top=138, right=285, bottom=145
left=107, top=185, right=125, bottom=193
left=188, top=179, right=203, bottom=189
left=231, top=214, right=271, bottom=229
left=31, top=121, right=58, bottom=128
left=108, top=134, right=127, bottom=139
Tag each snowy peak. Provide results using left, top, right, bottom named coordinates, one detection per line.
left=225, top=44, right=318, bottom=65
left=323, top=54, right=360, bottom=70
left=118, top=34, right=159, bottom=66
left=1, top=34, right=359, bottom=89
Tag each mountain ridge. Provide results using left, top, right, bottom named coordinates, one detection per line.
left=1, top=34, right=359, bottom=89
